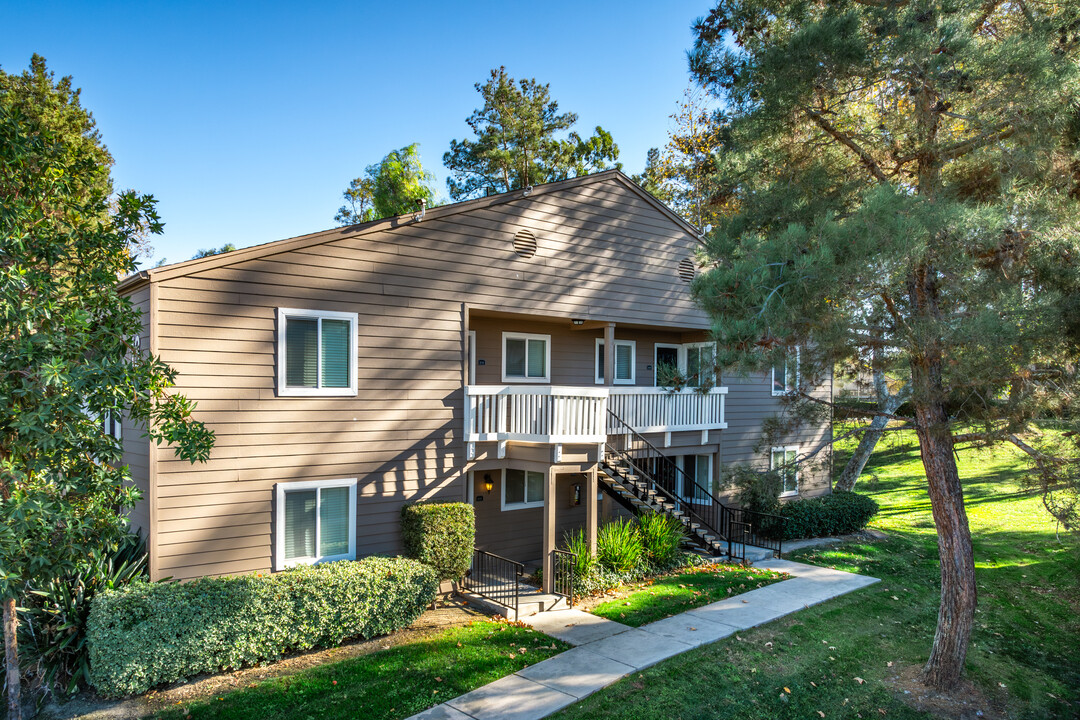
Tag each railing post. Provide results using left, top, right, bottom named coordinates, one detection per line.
left=497, top=393, right=507, bottom=437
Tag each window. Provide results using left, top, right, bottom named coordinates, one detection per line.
left=685, top=343, right=716, bottom=388
left=277, top=308, right=358, bottom=397
left=103, top=411, right=122, bottom=441
left=771, top=447, right=799, bottom=497
left=654, top=344, right=681, bottom=387
left=275, top=478, right=357, bottom=569
left=771, top=349, right=800, bottom=396
left=680, top=454, right=712, bottom=504
left=502, top=468, right=546, bottom=509
left=595, top=339, right=636, bottom=384
left=502, top=332, right=550, bottom=383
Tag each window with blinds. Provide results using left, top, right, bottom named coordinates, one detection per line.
left=771, top=447, right=799, bottom=496
left=685, top=343, right=716, bottom=388
left=276, top=478, right=356, bottom=569
left=277, top=309, right=358, bottom=396
left=595, top=339, right=636, bottom=384
left=502, top=333, right=550, bottom=382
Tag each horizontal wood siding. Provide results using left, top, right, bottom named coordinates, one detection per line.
left=148, top=178, right=713, bottom=579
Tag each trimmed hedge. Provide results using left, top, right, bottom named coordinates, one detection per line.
left=780, top=491, right=880, bottom=540
left=401, top=502, right=475, bottom=581
left=87, top=556, right=438, bottom=697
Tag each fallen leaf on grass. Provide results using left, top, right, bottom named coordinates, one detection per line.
left=854, top=677, right=865, bottom=684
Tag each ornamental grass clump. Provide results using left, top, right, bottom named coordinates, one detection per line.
left=87, top=556, right=438, bottom=697
left=637, top=512, right=687, bottom=572
left=595, top=518, right=644, bottom=575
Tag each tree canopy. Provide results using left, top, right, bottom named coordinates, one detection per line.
left=443, top=67, right=621, bottom=201
left=688, top=0, right=1080, bottom=691
left=0, top=57, right=214, bottom=716
left=335, top=143, right=438, bottom=225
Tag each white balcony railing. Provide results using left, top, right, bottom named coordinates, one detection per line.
left=464, top=385, right=727, bottom=449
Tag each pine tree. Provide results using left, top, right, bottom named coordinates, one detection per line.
left=688, top=0, right=1080, bottom=690
left=443, top=67, right=620, bottom=201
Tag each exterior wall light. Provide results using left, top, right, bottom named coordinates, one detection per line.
left=483, top=473, right=494, bottom=493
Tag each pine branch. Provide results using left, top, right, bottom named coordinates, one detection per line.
left=805, top=109, right=891, bottom=183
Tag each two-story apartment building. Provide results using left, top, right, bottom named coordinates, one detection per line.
left=117, top=170, right=831, bottom=592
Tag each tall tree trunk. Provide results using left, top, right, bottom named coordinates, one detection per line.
left=4, top=596, right=20, bottom=720
left=913, top=393, right=976, bottom=690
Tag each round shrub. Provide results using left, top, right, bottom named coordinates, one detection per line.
left=596, top=518, right=644, bottom=574
left=822, top=491, right=880, bottom=534
left=87, top=556, right=438, bottom=697
left=779, top=491, right=879, bottom=539
left=401, top=502, right=475, bottom=581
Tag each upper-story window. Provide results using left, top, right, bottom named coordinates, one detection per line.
left=595, top=339, right=636, bottom=384
left=771, top=446, right=799, bottom=497
left=502, top=332, right=550, bottom=383
left=771, top=349, right=800, bottom=396
left=277, top=308, right=358, bottom=397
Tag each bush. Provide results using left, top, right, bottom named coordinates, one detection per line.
left=596, top=518, right=644, bottom=574
left=87, top=556, right=437, bottom=697
left=726, top=464, right=784, bottom=515
left=779, top=491, right=879, bottom=539
left=1, top=531, right=148, bottom=703
left=637, top=513, right=686, bottom=572
left=401, top=502, right=475, bottom=581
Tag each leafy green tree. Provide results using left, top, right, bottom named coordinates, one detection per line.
left=335, top=144, right=437, bottom=225
left=688, top=0, right=1080, bottom=691
left=631, top=147, right=670, bottom=203
left=1, top=64, right=214, bottom=717
left=191, top=243, right=236, bottom=259
left=443, top=67, right=621, bottom=201
left=0, top=55, right=153, bottom=262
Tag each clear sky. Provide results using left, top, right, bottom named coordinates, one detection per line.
left=2, top=0, right=711, bottom=266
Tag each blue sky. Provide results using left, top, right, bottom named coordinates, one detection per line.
left=3, top=0, right=710, bottom=266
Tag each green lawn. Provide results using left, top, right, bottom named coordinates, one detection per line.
left=588, top=563, right=789, bottom=627
left=551, top=431, right=1080, bottom=720
left=154, top=620, right=569, bottom=720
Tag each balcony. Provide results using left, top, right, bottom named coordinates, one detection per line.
left=464, top=385, right=728, bottom=459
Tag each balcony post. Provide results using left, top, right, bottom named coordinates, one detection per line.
left=604, top=322, right=616, bottom=387
left=542, top=466, right=558, bottom=594
left=586, top=466, right=598, bottom=555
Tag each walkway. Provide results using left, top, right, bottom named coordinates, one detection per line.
left=410, top=558, right=879, bottom=720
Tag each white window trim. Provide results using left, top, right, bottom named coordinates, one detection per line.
left=771, top=348, right=801, bottom=397
left=594, top=338, right=636, bottom=385
left=654, top=343, right=683, bottom=387
left=681, top=453, right=713, bottom=506
left=274, top=477, right=357, bottom=571
left=500, top=467, right=546, bottom=510
left=103, top=411, right=122, bottom=441
left=468, top=330, right=477, bottom=386
left=501, top=332, right=551, bottom=383
left=277, top=308, right=359, bottom=397
left=771, top=446, right=800, bottom=497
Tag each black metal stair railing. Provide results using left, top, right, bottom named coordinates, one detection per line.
left=463, top=548, right=523, bottom=617
left=604, top=408, right=787, bottom=559
left=550, top=549, right=576, bottom=607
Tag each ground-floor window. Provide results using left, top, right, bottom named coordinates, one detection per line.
left=502, top=468, right=546, bottom=510
left=771, top=446, right=799, bottom=497
left=680, top=454, right=713, bottom=504
left=274, top=478, right=357, bottom=570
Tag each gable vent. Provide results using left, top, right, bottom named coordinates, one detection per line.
left=678, top=257, right=696, bottom=283
left=513, top=229, right=538, bottom=258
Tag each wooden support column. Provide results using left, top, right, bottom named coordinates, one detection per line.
left=542, top=467, right=558, bottom=593
left=586, top=466, right=598, bottom=555
left=604, top=322, right=616, bottom=387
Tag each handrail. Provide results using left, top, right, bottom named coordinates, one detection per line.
left=550, top=549, right=576, bottom=607
left=463, top=548, right=524, bottom=617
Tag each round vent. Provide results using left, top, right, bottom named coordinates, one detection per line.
left=513, top=229, right=537, bottom=258
left=678, top=257, right=696, bottom=283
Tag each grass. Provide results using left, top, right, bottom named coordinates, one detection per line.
left=154, top=619, right=569, bottom=720
left=588, top=563, right=789, bottom=627
left=551, top=430, right=1080, bottom=720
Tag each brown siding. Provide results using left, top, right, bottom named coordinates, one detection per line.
left=147, top=178, right=712, bottom=579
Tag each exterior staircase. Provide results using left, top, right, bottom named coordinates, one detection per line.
left=598, top=454, right=729, bottom=557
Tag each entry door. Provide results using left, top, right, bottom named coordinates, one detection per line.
left=655, top=345, right=681, bottom=386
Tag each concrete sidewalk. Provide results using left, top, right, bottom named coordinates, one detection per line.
left=409, top=559, right=879, bottom=720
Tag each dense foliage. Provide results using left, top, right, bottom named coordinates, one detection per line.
left=594, top=518, right=644, bottom=575
left=635, top=512, right=687, bottom=571
left=335, top=143, right=438, bottom=225
left=687, top=0, right=1080, bottom=689
left=400, top=502, right=475, bottom=582
left=778, top=492, right=880, bottom=540
left=443, top=67, right=620, bottom=201
left=87, top=557, right=438, bottom=697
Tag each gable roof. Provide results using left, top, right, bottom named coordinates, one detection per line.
left=118, top=170, right=701, bottom=291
